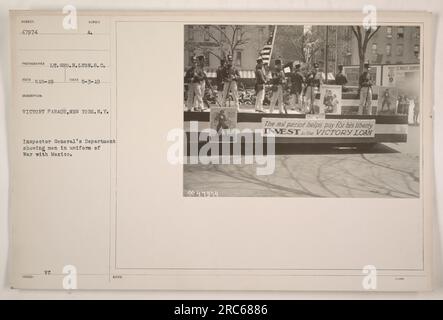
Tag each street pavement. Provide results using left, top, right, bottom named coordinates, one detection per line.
left=183, top=125, right=420, bottom=198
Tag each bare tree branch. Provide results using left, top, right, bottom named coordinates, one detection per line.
left=350, top=25, right=380, bottom=73
left=212, top=25, right=230, bottom=44
left=356, top=26, right=362, bottom=42
left=351, top=26, right=359, bottom=41
left=184, top=40, right=224, bottom=61
left=367, top=26, right=381, bottom=42
left=197, top=26, right=222, bottom=47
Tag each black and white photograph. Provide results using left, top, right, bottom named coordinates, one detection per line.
left=183, top=24, right=421, bottom=198
left=3, top=7, right=437, bottom=296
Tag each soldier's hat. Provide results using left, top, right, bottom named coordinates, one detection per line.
left=256, top=57, right=263, bottom=63
left=294, top=62, right=301, bottom=69
left=274, top=58, right=282, bottom=66
left=338, top=64, right=344, bottom=70
left=197, top=55, right=205, bottom=61
left=313, top=62, right=319, bottom=68
left=364, top=62, right=370, bottom=69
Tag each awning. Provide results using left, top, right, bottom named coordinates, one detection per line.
left=184, top=69, right=256, bottom=79
left=183, top=69, right=333, bottom=80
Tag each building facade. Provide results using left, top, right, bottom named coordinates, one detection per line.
left=184, top=25, right=421, bottom=78
left=184, top=25, right=273, bottom=71
left=349, top=26, right=421, bottom=65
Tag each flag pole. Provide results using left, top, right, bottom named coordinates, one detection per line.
left=269, top=25, right=278, bottom=63
left=264, top=25, right=278, bottom=79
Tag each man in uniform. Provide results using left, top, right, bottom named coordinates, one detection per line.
left=197, top=55, right=208, bottom=110
left=215, top=109, right=229, bottom=133
left=184, top=56, right=198, bottom=111
left=358, top=62, right=373, bottom=115
left=304, top=62, right=323, bottom=114
left=335, top=64, right=348, bottom=88
left=221, top=54, right=241, bottom=111
left=215, top=58, right=226, bottom=105
left=254, top=57, right=267, bottom=113
left=269, top=59, right=286, bottom=114
left=185, top=55, right=205, bottom=111
left=288, top=62, right=305, bottom=112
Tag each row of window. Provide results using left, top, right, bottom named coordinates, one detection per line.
left=371, top=43, right=420, bottom=58
left=384, top=26, right=420, bottom=40
left=188, top=25, right=420, bottom=42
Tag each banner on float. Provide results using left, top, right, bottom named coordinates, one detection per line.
left=262, top=118, right=376, bottom=138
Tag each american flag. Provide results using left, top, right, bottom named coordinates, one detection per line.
left=258, top=26, right=277, bottom=66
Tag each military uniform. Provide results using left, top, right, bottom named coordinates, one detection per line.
left=197, top=55, right=208, bottom=110
left=184, top=57, right=206, bottom=111
left=358, top=63, right=373, bottom=115
left=221, top=55, right=241, bottom=110
left=215, top=110, right=229, bottom=133
left=335, top=65, right=348, bottom=87
left=289, top=64, right=305, bottom=111
left=215, top=60, right=225, bottom=105
left=269, top=59, right=286, bottom=114
left=305, top=63, right=322, bottom=114
left=254, top=58, right=266, bottom=112
left=184, top=57, right=198, bottom=111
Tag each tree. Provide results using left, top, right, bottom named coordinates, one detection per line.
left=184, top=25, right=250, bottom=62
left=351, top=26, right=381, bottom=73
left=273, top=25, right=323, bottom=65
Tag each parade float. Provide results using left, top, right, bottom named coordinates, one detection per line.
left=184, top=85, right=408, bottom=152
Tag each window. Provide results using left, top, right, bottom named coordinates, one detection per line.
left=371, top=43, right=377, bottom=55
left=235, top=51, right=242, bottom=67
left=386, top=44, right=392, bottom=56
left=396, top=44, right=404, bottom=56
left=204, top=26, right=210, bottom=41
left=415, top=26, right=420, bottom=39
left=188, top=26, right=194, bottom=41
left=386, top=26, right=392, bottom=38
left=414, top=44, right=420, bottom=58
left=397, top=26, right=404, bottom=39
